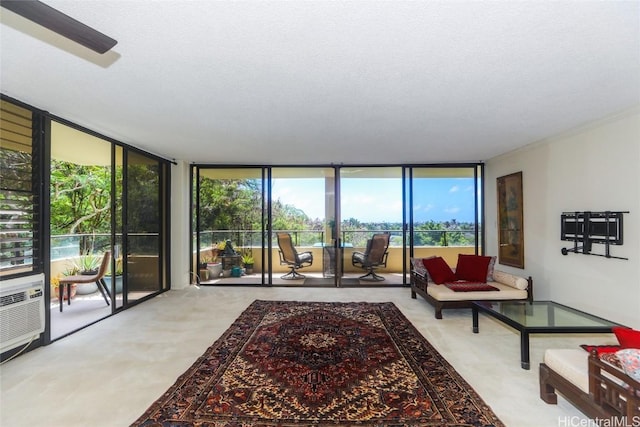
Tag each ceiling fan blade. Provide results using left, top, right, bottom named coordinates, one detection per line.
left=1, top=0, right=117, bottom=53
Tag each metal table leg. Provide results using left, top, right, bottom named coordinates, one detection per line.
left=472, top=305, right=479, bottom=333
left=520, top=330, right=530, bottom=370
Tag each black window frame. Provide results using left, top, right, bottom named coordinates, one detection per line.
left=0, top=95, right=45, bottom=280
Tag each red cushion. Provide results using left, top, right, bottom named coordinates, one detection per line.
left=455, top=254, right=492, bottom=283
left=613, top=327, right=640, bottom=348
left=422, top=257, right=456, bottom=284
left=444, top=282, right=499, bottom=292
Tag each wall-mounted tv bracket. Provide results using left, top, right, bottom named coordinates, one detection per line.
left=560, top=211, right=629, bottom=260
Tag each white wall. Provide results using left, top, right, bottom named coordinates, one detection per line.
left=170, top=160, right=192, bottom=290
left=485, top=108, right=640, bottom=329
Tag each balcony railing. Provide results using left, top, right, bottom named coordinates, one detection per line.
left=50, top=233, right=160, bottom=261
left=38, top=229, right=475, bottom=275
left=196, top=228, right=476, bottom=250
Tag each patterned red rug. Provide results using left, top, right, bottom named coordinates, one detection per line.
left=133, top=300, right=504, bottom=427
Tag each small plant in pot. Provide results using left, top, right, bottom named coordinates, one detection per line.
left=242, top=253, right=254, bottom=274
left=75, top=253, right=101, bottom=275
left=67, top=253, right=101, bottom=295
left=199, top=254, right=212, bottom=280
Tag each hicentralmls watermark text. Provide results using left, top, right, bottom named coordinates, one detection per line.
left=558, top=416, right=640, bottom=427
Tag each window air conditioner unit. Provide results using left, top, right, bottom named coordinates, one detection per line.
left=0, top=273, right=45, bottom=353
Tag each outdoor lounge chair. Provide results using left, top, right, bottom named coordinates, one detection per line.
left=58, top=251, right=111, bottom=312
left=352, top=233, right=390, bottom=281
left=276, top=232, right=313, bottom=279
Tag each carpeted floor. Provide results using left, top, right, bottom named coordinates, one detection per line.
left=133, top=300, right=504, bottom=426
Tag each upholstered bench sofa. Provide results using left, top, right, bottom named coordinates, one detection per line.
left=539, top=333, right=640, bottom=422
left=410, top=255, right=532, bottom=319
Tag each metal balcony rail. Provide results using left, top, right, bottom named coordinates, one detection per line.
left=196, top=228, right=476, bottom=250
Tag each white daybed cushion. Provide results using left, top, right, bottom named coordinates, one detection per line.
left=426, top=281, right=528, bottom=302
left=544, top=349, right=589, bottom=393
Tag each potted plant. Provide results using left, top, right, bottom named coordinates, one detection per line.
left=199, top=254, right=212, bottom=280
left=50, top=275, right=76, bottom=301
left=104, top=256, right=123, bottom=293
left=205, top=253, right=222, bottom=279
left=199, top=267, right=209, bottom=281
left=242, top=253, right=254, bottom=274
left=77, top=253, right=100, bottom=275
left=67, top=253, right=101, bottom=295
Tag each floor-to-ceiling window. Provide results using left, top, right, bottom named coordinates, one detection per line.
left=270, top=167, right=335, bottom=285
left=339, top=167, right=404, bottom=285
left=192, top=164, right=484, bottom=287
left=49, top=121, right=114, bottom=339
left=193, top=167, right=265, bottom=283
left=407, top=166, right=483, bottom=271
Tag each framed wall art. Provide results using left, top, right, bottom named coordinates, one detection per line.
left=497, top=171, right=524, bottom=268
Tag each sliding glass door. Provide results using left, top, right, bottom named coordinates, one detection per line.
left=49, top=121, right=113, bottom=339
left=123, top=151, right=168, bottom=302
left=339, top=167, right=404, bottom=285
left=49, top=120, right=169, bottom=340
left=270, top=167, right=335, bottom=285
left=195, top=167, right=265, bottom=283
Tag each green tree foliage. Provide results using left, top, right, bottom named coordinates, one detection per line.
left=127, top=163, right=159, bottom=233
left=271, top=200, right=312, bottom=232
left=412, top=219, right=474, bottom=246
left=50, top=160, right=112, bottom=254
left=126, top=162, right=162, bottom=254
left=198, top=178, right=262, bottom=232
left=197, top=178, right=477, bottom=247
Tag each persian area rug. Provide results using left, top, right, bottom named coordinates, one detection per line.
left=133, top=300, right=504, bottom=427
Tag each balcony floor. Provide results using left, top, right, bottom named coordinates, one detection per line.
left=49, top=291, right=153, bottom=340
left=199, top=272, right=408, bottom=286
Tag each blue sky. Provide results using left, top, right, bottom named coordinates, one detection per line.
left=271, top=178, right=477, bottom=223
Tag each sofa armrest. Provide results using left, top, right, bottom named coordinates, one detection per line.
left=411, top=270, right=428, bottom=281
left=492, top=270, right=533, bottom=302
left=493, top=270, right=528, bottom=289
left=589, top=350, right=640, bottom=419
left=411, top=270, right=428, bottom=287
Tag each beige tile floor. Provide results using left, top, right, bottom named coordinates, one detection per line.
left=0, top=285, right=614, bottom=427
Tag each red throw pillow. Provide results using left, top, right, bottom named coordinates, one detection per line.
left=613, top=326, right=640, bottom=349
left=455, top=254, right=492, bottom=283
left=422, top=257, right=456, bottom=284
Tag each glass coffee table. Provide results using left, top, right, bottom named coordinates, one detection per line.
left=471, top=300, right=623, bottom=369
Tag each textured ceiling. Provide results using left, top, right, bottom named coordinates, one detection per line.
left=1, top=1, right=639, bottom=165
